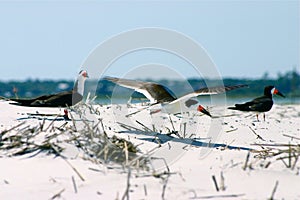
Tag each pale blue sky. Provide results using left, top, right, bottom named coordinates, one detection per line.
left=0, top=1, right=299, bottom=81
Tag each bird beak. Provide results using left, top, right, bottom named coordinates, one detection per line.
left=273, top=88, right=285, bottom=98
left=197, top=105, right=212, bottom=117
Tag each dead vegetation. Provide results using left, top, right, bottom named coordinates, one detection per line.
left=246, top=142, right=300, bottom=171
left=0, top=103, right=177, bottom=199
left=0, top=103, right=149, bottom=170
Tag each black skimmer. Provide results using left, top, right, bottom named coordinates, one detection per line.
left=228, top=85, right=285, bottom=121
left=104, top=76, right=248, bottom=117
left=9, top=70, right=89, bottom=107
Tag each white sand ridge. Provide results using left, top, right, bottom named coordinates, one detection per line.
left=0, top=100, right=299, bottom=199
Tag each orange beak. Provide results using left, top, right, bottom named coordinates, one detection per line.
left=197, top=105, right=212, bottom=117
left=273, top=88, right=285, bottom=98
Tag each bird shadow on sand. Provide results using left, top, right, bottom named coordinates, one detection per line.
left=119, top=130, right=252, bottom=151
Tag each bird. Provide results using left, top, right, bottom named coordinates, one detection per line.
left=104, top=76, right=248, bottom=117
left=228, top=85, right=285, bottom=121
left=9, top=70, right=89, bottom=107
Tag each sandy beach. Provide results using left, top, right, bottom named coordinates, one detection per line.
left=0, top=100, right=300, bottom=200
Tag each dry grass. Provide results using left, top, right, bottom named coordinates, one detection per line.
left=251, top=143, right=300, bottom=170
left=0, top=103, right=149, bottom=170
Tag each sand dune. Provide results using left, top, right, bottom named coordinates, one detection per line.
left=0, top=100, right=299, bottom=199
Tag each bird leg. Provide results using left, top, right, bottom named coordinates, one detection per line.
left=263, top=113, right=265, bottom=121
left=256, top=114, right=259, bottom=122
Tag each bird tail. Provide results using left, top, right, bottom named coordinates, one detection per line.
left=9, top=98, right=34, bottom=106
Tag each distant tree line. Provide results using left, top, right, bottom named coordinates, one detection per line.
left=1, top=69, right=299, bottom=100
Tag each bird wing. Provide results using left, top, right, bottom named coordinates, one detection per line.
left=228, top=95, right=273, bottom=112
left=31, top=91, right=82, bottom=107
left=9, top=94, right=54, bottom=106
left=173, top=84, right=248, bottom=104
left=247, top=96, right=273, bottom=111
left=10, top=91, right=82, bottom=107
left=104, top=76, right=176, bottom=103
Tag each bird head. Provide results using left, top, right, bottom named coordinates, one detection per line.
left=264, top=86, right=285, bottom=98
left=270, top=86, right=285, bottom=98
left=79, top=70, right=89, bottom=79
left=63, top=109, right=70, bottom=120
left=74, top=70, right=89, bottom=96
left=197, top=105, right=212, bottom=117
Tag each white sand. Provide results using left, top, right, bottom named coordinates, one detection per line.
left=0, top=100, right=300, bottom=199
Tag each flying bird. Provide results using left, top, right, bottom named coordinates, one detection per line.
left=9, top=70, right=89, bottom=107
left=104, top=76, right=248, bottom=117
left=228, top=85, right=285, bottom=121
